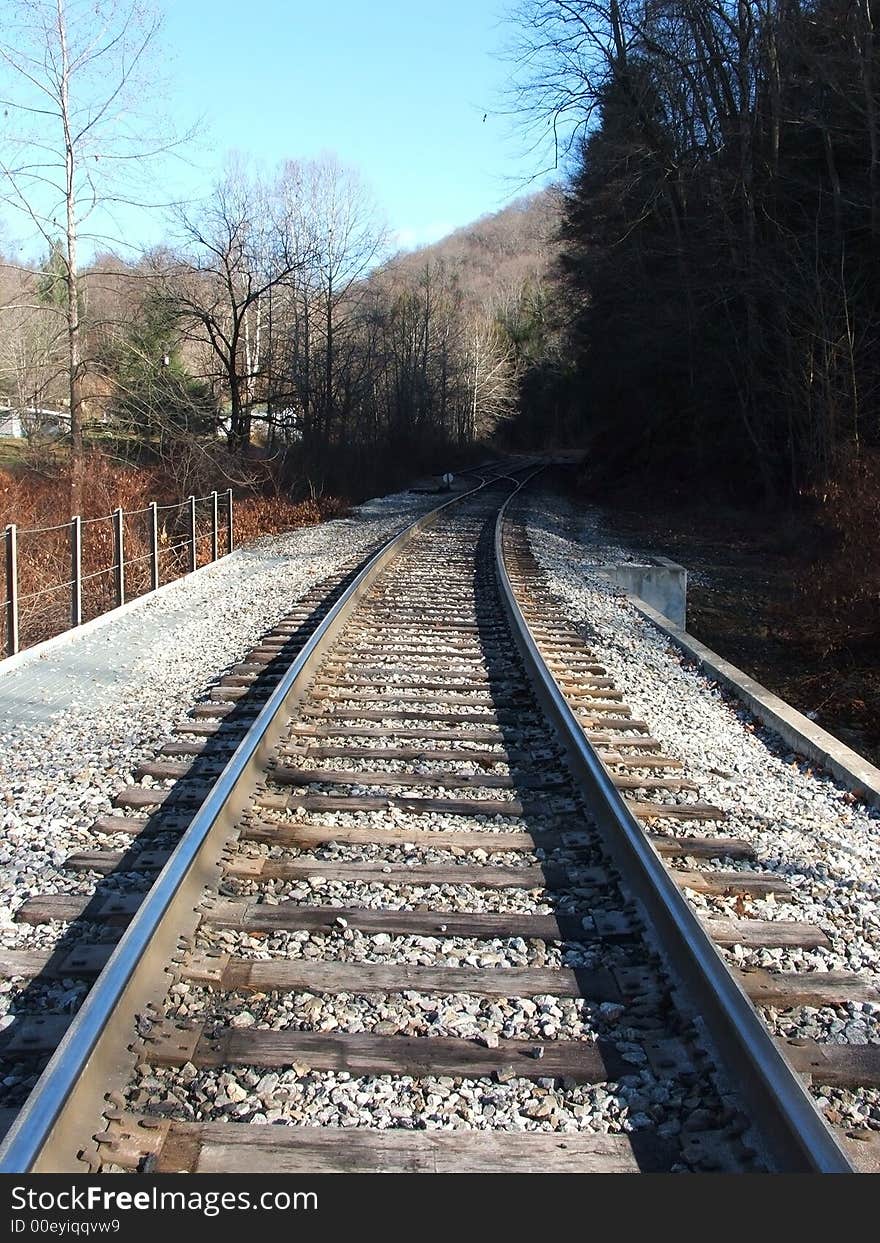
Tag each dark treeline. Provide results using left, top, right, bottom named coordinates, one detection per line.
left=2, top=161, right=559, bottom=502
left=513, top=1, right=880, bottom=503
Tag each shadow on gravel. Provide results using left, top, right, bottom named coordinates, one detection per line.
left=474, top=506, right=683, bottom=1173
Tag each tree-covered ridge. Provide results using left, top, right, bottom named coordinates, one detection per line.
left=1, top=178, right=562, bottom=498
left=512, top=1, right=880, bottom=501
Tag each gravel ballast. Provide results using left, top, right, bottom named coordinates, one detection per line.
left=0, top=489, right=439, bottom=971
left=0, top=484, right=807, bottom=1163
left=521, top=488, right=880, bottom=1127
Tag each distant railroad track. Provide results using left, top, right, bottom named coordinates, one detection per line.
left=0, top=464, right=874, bottom=1173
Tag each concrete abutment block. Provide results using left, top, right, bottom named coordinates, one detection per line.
left=595, top=557, right=688, bottom=628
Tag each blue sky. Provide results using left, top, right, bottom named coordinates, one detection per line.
left=155, top=0, right=553, bottom=250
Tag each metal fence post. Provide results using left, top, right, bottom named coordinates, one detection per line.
left=113, top=507, right=125, bottom=607
left=70, top=515, right=82, bottom=627
left=226, top=488, right=234, bottom=554
left=211, top=490, right=219, bottom=562
left=4, top=524, right=19, bottom=657
left=149, top=501, right=159, bottom=592
left=188, top=495, right=197, bottom=573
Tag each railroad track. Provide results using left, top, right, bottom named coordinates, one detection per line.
left=0, top=468, right=874, bottom=1173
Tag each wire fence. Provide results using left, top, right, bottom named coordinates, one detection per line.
left=2, top=490, right=234, bottom=659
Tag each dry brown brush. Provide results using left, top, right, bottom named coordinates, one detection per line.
left=0, top=453, right=347, bottom=654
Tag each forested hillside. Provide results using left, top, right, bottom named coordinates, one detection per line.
left=389, top=189, right=566, bottom=449
left=1, top=176, right=562, bottom=502
left=511, top=2, right=880, bottom=510
left=7, top=0, right=880, bottom=528
left=497, top=2, right=880, bottom=758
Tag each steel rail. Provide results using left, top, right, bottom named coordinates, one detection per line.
left=494, top=478, right=856, bottom=1173
left=0, top=466, right=524, bottom=1174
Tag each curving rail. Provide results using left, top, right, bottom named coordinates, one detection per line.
left=0, top=458, right=859, bottom=1173
left=494, top=476, right=855, bottom=1173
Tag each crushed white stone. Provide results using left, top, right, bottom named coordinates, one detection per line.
left=0, top=489, right=438, bottom=973
left=521, top=488, right=880, bottom=1124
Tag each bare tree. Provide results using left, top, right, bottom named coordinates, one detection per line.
left=277, top=156, right=388, bottom=460
left=159, top=161, right=311, bottom=453
left=465, top=315, right=515, bottom=443
left=0, top=0, right=183, bottom=504
left=0, top=297, right=67, bottom=418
